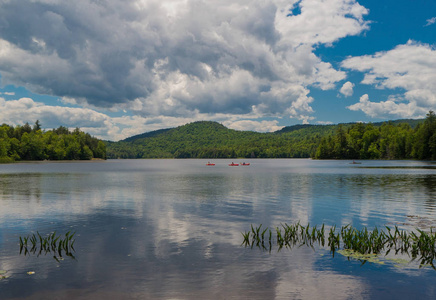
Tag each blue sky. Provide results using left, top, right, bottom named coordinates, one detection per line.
left=0, top=0, right=434, bottom=141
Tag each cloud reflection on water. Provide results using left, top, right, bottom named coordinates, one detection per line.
left=1, top=160, right=436, bottom=298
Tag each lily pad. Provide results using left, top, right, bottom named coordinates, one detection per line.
left=0, top=270, right=7, bottom=275
left=337, top=249, right=384, bottom=265
left=387, top=258, right=409, bottom=265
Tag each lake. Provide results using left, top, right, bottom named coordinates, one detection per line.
left=1, top=159, right=436, bottom=299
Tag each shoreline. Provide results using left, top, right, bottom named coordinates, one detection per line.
left=1, top=158, right=107, bottom=164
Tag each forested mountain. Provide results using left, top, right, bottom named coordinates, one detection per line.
left=106, top=117, right=427, bottom=159
left=371, top=119, right=423, bottom=128
left=0, top=121, right=106, bottom=163
left=122, top=128, right=172, bottom=142
left=106, top=120, right=337, bottom=159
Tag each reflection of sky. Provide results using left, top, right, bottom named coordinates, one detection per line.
left=1, top=159, right=436, bottom=298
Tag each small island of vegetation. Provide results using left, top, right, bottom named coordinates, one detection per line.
left=0, top=120, right=106, bottom=163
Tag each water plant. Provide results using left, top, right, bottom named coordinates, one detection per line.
left=19, top=231, right=76, bottom=262
left=242, top=223, right=436, bottom=269
left=0, top=270, right=8, bottom=280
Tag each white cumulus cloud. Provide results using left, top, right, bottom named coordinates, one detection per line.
left=0, top=97, right=292, bottom=140
left=342, top=41, right=436, bottom=118
left=339, top=81, right=355, bottom=97
left=0, top=97, right=118, bottom=137
left=1, top=91, right=15, bottom=95
left=347, top=94, right=427, bottom=119
left=223, top=119, right=283, bottom=132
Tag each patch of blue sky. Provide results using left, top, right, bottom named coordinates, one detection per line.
left=317, top=1, right=435, bottom=60
left=0, top=83, right=59, bottom=106
left=307, top=0, right=435, bottom=125
left=287, top=0, right=302, bottom=17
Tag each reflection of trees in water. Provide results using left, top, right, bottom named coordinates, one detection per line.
left=421, top=175, right=436, bottom=205
left=300, top=173, right=436, bottom=226
left=337, top=174, right=436, bottom=196
left=0, top=173, right=84, bottom=204
left=0, top=173, right=43, bottom=203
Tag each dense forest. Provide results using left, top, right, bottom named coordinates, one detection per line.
left=3, top=114, right=432, bottom=162
left=314, top=111, right=436, bottom=160
left=106, top=121, right=338, bottom=159
left=0, top=121, right=106, bottom=163
left=106, top=115, right=430, bottom=160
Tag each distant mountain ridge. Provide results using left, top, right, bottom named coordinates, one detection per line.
left=275, top=119, right=422, bottom=134
left=122, top=118, right=424, bottom=142
left=122, top=128, right=172, bottom=142
left=106, top=117, right=425, bottom=159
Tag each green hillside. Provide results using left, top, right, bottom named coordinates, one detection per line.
left=106, top=121, right=344, bottom=159
left=106, top=117, right=429, bottom=160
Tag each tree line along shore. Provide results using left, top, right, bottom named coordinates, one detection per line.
left=314, top=111, right=436, bottom=160
left=0, top=121, right=106, bottom=163
left=2, top=111, right=436, bottom=162
left=105, top=111, right=436, bottom=160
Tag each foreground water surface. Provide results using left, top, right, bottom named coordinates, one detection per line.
left=1, top=159, right=436, bottom=299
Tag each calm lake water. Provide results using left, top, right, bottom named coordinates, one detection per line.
left=1, top=159, right=436, bottom=299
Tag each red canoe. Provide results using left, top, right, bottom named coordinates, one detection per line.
left=228, top=163, right=239, bottom=166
